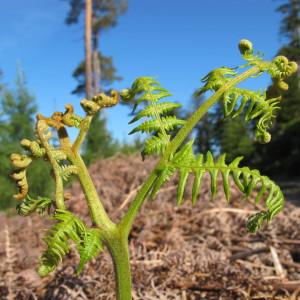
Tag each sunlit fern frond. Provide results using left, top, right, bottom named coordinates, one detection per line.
left=150, top=141, right=284, bottom=233
left=76, top=228, right=103, bottom=274
left=197, top=68, right=281, bottom=143
left=38, top=210, right=86, bottom=277
left=222, top=88, right=280, bottom=143
left=195, top=67, right=238, bottom=96
left=17, top=195, right=52, bottom=216
left=122, top=77, right=185, bottom=157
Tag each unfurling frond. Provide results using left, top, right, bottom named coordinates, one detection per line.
left=150, top=141, right=284, bottom=233
left=20, top=139, right=46, bottom=158
left=10, top=169, right=29, bottom=200
left=17, top=195, right=52, bottom=216
left=59, top=165, right=78, bottom=181
left=222, top=88, right=280, bottom=143
left=198, top=68, right=281, bottom=143
left=195, top=41, right=297, bottom=144
left=38, top=210, right=103, bottom=277
left=80, top=90, right=119, bottom=115
left=77, top=228, right=103, bottom=274
left=38, top=210, right=85, bottom=276
left=123, top=77, right=185, bottom=157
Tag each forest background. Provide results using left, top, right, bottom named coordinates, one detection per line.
left=0, top=0, right=299, bottom=210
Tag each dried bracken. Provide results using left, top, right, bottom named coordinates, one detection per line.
left=1, top=154, right=300, bottom=299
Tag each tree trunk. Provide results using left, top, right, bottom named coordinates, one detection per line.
left=85, top=0, right=93, bottom=99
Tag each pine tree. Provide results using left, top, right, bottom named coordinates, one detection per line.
left=65, top=0, right=127, bottom=165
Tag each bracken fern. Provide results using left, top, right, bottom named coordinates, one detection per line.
left=9, top=40, right=297, bottom=300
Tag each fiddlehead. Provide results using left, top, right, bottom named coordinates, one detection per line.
left=80, top=90, right=119, bottom=115
left=122, top=77, right=185, bottom=157
left=10, top=154, right=32, bottom=200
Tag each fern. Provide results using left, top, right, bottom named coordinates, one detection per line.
left=38, top=210, right=103, bottom=276
left=38, top=210, right=85, bottom=276
left=17, top=195, right=52, bottom=216
left=76, top=228, right=103, bottom=274
left=122, top=77, right=185, bottom=156
left=150, top=141, right=284, bottom=232
left=197, top=68, right=281, bottom=143
left=59, top=164, right=78, bottom=181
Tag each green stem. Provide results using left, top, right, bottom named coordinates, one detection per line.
left=121, top=65, right=261, bottom=234
left=70, top=152, right=115, bottom=231
left=119, top=172, right=158, bottom=236
left=72, top=116, right=92, bottom=152
left=105, top=228, right=132, bottom=300
left=36, top=121, right=65, bottom=210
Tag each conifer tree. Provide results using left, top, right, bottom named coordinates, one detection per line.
left=65, top=0, right=127, bottom=164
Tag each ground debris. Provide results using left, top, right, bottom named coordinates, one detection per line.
left=1, top=154, right=300, bottom=300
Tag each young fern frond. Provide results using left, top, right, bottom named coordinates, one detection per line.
left=194, top=41, right=298, bottom=144
left=38, top=210, right=85, bottom=276
left=38, top=210, right=103, bottom=277
left=150, top=140, right=284, bottom=233
left=59, top=164, right=78, bottom=181
left=76, top=228, right=103, bottom=274
left=17, top=195, right=52, bottom=216
left=122, top=77, right=185, bottom=156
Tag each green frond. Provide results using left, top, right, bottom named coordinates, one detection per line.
left=52, top=150, right=67, bottom=162
left=196, top=67, right=237, bottom=96
left=222, top=87, right=280, bottom=143
left=129, top=116, right=185, bottom=135
left=17, top=195, right=52, bottom=216
left=124, top=77, right=185, bottom=157
left=152, top=142, right=284, bottom=232
left=76, top=228, right=103, bottom=274
left=197, top=67, right=281, bottom=143
left=59, top=165, right=78, bottom=181
left=38, top=210, right=86, bottom=277
left=129, top=102, right=181, bottom=124
left=143, top=133, right=170, bottom=156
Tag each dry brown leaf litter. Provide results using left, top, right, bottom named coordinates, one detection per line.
left=0, top=154, right=300, bottom=299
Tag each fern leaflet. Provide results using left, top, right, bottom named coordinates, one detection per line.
left=17, top=195, right=52, bottom=216
left=122, top=77, right=185, bottom=156
left=150, top=141, right=284, bottom=232
left=38, top=210, right=103, bottom=276
left=77, top=228, right=103, bottom=273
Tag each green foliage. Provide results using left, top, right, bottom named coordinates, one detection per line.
left=77, top=228, right=103, bottom=273
left=39, top=210, right=103, bottom=276
left=17, top=195, right=52, bottom=216
left=149, top=140, right=284, bottom=232
left=197, top=67, right=282, bottom=144
left=123, top=77, right=185, bottom=157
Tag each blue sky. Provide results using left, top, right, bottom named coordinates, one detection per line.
left=0, top=0, right=284, bottom=142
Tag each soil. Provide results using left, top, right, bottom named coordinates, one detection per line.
left=0, top=154, right=300, bottom=300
